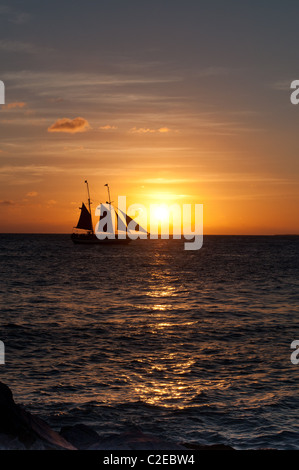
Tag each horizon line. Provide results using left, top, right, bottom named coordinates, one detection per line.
left=0, top=232, right=298, bottom=237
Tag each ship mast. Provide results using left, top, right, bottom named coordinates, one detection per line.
left=104, top=183, right=117, bottom=233
left=104, top=183, right=111, bottom=204
left=85, top=179, right=93, bottom=233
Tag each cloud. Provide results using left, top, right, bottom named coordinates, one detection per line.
left=271, top=80, right=292, bottom=91
left=0, top=199, right=14, bottom=205
left=147, top=193, right=189, bottom=200
left=2, top=101, right=26, bottom=110
left=0, top=165, right=64, bottom=185
left=142, top=178, right=193, bottom=184
left=1, top=70, right=180, bottom=93
left=130, top=127, right=155, bottom=134
left=26, top=191, right=38, bottom=197
left=48, top=117, right=90, bottom=134
left=99, top=124, right=118, bottom=130
left=130, top=126, right=171, bottom=134
left=47, top=97, right=65, bottom=103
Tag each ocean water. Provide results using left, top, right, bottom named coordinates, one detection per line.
left=0, top=234, right=299, bottom=450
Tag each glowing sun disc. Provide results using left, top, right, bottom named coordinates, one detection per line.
left=154, top=205, right=169, bottom=221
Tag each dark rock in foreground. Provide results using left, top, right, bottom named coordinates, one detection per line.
left=60, top=424, right=186, bottom=450
left=0, top=381, right=75, bottom=450
left=0, top=381, right=235, bottom=450
left=60, top=423, right=101, bottom=449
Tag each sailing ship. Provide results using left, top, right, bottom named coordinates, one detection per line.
left=71, top=181, right=147, bottom=244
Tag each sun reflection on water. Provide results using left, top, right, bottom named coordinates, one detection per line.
left=146, top=286, right=178, bottom=297
left=133, top=373, right=230, bottom=409
left=132, top=352, right=202, bottom=408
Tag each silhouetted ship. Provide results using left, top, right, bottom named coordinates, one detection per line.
left=71, top=181, right=147, bottom=245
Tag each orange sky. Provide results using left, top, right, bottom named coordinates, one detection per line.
left=0, top=2, right=298, bottom=234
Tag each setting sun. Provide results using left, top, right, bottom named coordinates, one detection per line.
left=153, top=205, right=169, bottom=222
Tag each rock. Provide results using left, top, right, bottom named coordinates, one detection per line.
left=87, top=426, right=187, bottom=450
left=0, top=433, right=26, bottom=450
left=60, top=424, right=186, bottom=450
left=60, top=424, right=101, bottom=449
left=0, top=381, right=76, bottom=450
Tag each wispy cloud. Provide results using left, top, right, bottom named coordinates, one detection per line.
left=99, top=124, right=118, bottom=130
left=271, top=80, right=292, bottom=91
left=0, top=199, right=14, bottom=205
left=146, top=193, right=189, bottom=200
left=0, top=70, right=182, bottom=114
left=130, top=126, right=171, bottom=134
left=48, top=117, right=90, bottom=134
left=142, top=174, right=294, bottom=185
left=2, top=101, right=26, bottom=110
left=0, top=165, right=64, bottom=185
left=1, top=70, right=180, bottom=90
left=142, top=178, right=193, bottom=184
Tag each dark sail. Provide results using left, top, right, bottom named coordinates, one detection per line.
left=116, top=208, right=147, bottom=234
left=75, top=203, right=93, bottom=231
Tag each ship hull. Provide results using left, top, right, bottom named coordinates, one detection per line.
left=71, top=233, right=131, bottom=245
